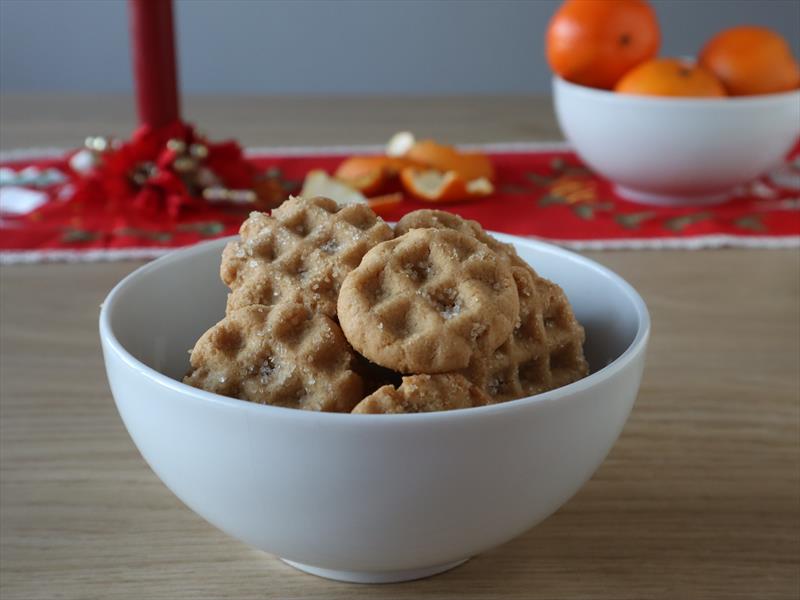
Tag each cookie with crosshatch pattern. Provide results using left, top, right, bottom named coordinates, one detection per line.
left=351, top=373, right=492, bottom=414
left=337, top=228, right=520, bottom=374
left=220, top=196, right=393, bottom=316
left=394, top=208, right=588, bottom=400
left=183, top=303, right=363, bottom=412
left=459, top=263, right=588, bottom=401
left=395, top=209, right=524, bottom=267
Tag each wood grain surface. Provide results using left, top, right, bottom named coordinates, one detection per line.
left=1, top=95, right=798, bottom=600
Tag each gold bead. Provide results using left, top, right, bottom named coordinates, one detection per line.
left=228, top=189, right=257, bottom=204
left=189, top=144, right=209, bottom=159
left=202, top=186, right=229, bottom=201
left=167, top=138, right=187, bottom=154
left=196, top=167, right=219, bottom=188
left=130, top=161, right=157, bottom=186
left=173, top=157, right=197, bottom=173
left=86, top=136, right=109, bottom=152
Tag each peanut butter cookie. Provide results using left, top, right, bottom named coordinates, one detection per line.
left=221, top=196, right=393, bottom=316
left=352, top=373, right=491, bottom=414
left=337, top=228, right=519, bottom=373
left=184, top=303, right=363, bottom=412
left=461, top=265, right=589, bottom=401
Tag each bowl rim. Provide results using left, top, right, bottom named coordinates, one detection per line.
left=99, top=233, right=651, bottom=422
left=553, top=74, right=800, bottom=107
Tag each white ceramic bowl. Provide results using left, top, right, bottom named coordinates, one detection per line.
left=100, top=234, right=650, bottom=584
left=553, top=75, right=800, bottom=205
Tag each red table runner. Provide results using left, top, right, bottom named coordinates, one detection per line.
left=1, top=142, right=798, bottom=263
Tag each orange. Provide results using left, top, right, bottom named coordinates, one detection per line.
left=699, top=26, right=800, bottom=96
left=615, top=58, right=726, bottom=97
left=334, top=156, right=411, bottom=195
left=404, top=140, right=495, bottom=181
left=546, top=0, right=660, bottom=89
left=399, top=168, right=493, bottom=203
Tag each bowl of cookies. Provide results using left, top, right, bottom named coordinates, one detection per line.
left=100, top=197, right=650, bottom=583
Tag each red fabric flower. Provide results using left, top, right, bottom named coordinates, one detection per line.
left=63, top=122, right=257, bottom=221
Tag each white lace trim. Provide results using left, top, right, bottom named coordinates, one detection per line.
left=243, top=141, right=572, bottom=157
left=0, top=147, right=70, bottom=162
left=547, top=235, right=800, bottom=251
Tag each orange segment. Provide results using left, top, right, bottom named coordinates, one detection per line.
left=399, top=168, right=494, bottom=203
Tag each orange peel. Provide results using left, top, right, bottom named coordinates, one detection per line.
left=328, top=132, right=496, bottom=205
left=395, top=138, right=495, bottom=182
left=399, top=167, right=494, bottom=203
left=407, top=141, right=494, bottom=181
left=335, top=155, right=413, bottom=195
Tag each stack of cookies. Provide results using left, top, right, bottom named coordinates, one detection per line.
left=184, top=197, right=589, bottom=414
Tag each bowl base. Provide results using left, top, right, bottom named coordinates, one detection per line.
left=281, top=557, right=470, bottom=583
left=614, top=184, right=731, bottom=207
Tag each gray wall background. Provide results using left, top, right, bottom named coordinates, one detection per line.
left=1, top=0, right=798, bottom=95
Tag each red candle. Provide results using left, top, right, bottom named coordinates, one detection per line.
left=128, top=0, right=181, bottom=128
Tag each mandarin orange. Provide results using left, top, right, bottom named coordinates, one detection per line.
left=699, top=26, right=800, bottom=96
left=546, top=0, right=660, bottom=89
left=615, top=58, right=726, bottom=97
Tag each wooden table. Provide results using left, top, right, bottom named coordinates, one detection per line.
left=1, top=95, right=798, bottom=600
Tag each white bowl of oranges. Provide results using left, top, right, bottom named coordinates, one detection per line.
left=548, top=0, right=800, bottom=206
